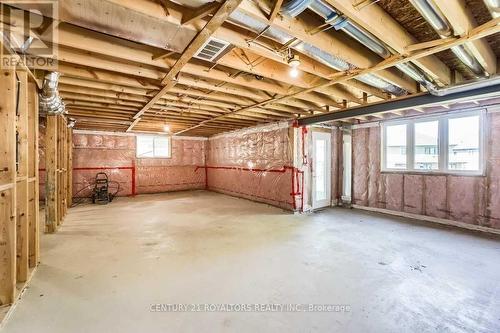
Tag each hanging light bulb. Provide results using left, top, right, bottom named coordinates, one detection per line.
left=288, top=54, right=301, bottom=68
left=288, top=54, right=301, bottom=78
left=163, top=124, right=170, bottom=132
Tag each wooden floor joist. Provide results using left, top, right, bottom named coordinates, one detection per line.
left=1, top=0, right=496, bottom=135
left=127, top=0, right=244, bottom=131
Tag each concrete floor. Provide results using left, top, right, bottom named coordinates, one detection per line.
left=1, top=190, right=500, bottom=333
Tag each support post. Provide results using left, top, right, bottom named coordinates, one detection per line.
left=67, top=128, right=73, bottom=208
left=45, top=115, right=58, bottom=233
left=15, top=70, right=29, bottom=283
left=27, top=78, right=39, bottom=267
left=0, top=67, right=17, bottom=305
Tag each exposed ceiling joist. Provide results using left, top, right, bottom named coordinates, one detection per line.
left=268, top=0, right=284, bottom=22
left=431, top=0, right=497, bottom=75
left=324, top=0, right=452, bottom=85
left=174, top=16, right=500, bottom=135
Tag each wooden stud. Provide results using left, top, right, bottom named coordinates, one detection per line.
left=0, top=67, right=17, bottom=306
left=67, top=127, right=73, bottom=208
left=15, top=70, right=29, bottom=283
left=27, top=78, right=40, bottom=267
left=45, top=115, right=58, bottom=233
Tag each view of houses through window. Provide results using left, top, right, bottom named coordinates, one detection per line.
left=383, top=112, right=482, bottom=173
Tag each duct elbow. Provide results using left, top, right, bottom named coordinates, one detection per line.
left=281, top=0, right=314, bottom=17
left=39, top=72, right=66, bottom=115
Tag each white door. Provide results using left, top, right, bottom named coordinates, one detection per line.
left=312, top=131, right=332, bottom=209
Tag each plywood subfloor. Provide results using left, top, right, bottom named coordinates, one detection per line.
left=1, top=191, right=500, bottom=332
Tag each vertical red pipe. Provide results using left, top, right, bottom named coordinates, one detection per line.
left=291, top=168, right=296, bottom=210
left=301, top=171, right=304, bottom=212
left=131, top=160, right=136, bottom=196
left=204, top=165, right=208, bottom=189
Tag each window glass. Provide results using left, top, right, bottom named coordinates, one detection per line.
left=448, top=116, right=479, bottom=171
left=385, top=124, right=407, bottom=169
left=136, top=135, right=170, bottom=158
left=154, top=136, right=170, bottom=157
left=414, top=121, right=439, bottom=170
left=136, top=136, right=154, bottom=158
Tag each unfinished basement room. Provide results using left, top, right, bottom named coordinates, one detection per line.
left=1, top=0, right=500, bottom=332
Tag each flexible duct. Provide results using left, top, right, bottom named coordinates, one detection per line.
left=409, top=0, right=485, bottom=76
left=228, top=9, right=406, bottom=96
left=281, top=0, right=500, bottom=97
left=39, top=72, right=65, bottom=115
left=281, top=0, right=434, bottom=90
left=483, top=0, right=500, bottom=18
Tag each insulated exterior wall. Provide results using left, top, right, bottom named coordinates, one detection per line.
left=41, top=132, right=207, bottom=199
left=38, top=121, right=46, bottom=201
left=351, top=112, right=500, bottom=229
left=206, top=124, right=299, bottom=210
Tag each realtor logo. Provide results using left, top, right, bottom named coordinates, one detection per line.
left=0, top=0, right=58, bottom=69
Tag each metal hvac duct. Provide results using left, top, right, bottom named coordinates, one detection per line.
left=281, top=0, right=432, bottom=88
left=426, top=74, right=500, bottom=96
left=228, top=9, right=406, bottom=96
left=39, top=72, right=65, bottom=115
left=409, top=0, right=485, bottom=76
left=483, top=0, right=500, bottom=18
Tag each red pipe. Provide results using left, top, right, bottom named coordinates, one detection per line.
left=195, top=165, right=293, bottom=173
left=204, top=164, right=208, bottom=189
left=291, top=168, right=296, bottom=210
left=131, top=161, right=136, bottom=196
left=41, top=166, right=137, bottom=196
left=197, top=165, right=303, bottom=212
left=301, top=126, right=308, bottom=165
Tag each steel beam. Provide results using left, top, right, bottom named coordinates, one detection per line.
left=297, top=83, right=500, bottom=125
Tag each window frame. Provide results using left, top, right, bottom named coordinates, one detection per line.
left=381, top=110, right=485, bottom=176
left=136, top=134, right=172, bottom=159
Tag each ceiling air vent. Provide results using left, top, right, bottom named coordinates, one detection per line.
left=194, top=37, right=230, bottom=62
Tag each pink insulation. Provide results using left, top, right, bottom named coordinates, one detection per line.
left=135, top=139, right=206, bottom=194
left=72, top=133, right=136, bottom=198
left=331, top=128, right=340, bottom=202
left=350, top=112, right=500, bottom=230
left=384, top=174, right=403, bottom=211
left=403, top=175, right=423, bottom=214
left=367, top=127, right=381, bottom=207
left=487, top=113, right=500, bottom=228
left=352, top=127, right=381, bottom=206
left=352, top=128, right=369, bottom=205
left=71, top=133, right=206, bottom=198
left=448, top=176, right=478, bottom=224
left=206, top=123, right=301, bottom=211
left=424, top=176, right=447, bottom=219
left=38, top=121, right=46, bottom=200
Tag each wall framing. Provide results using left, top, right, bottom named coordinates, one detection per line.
left=0, top=65, right=40, bottom=308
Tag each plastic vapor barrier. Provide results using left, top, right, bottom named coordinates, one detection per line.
left=204, top=122, right=303, bottom=211
left=36, top=132, right=208, bottom=200
left=351, top=112, right=500, bottom=229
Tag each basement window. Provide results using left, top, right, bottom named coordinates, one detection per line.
left=381, top=110, right=484, bottom=175
left=136, top=135, right=171, bottom=158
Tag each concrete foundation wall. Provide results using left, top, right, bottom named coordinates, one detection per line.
left=350, top=112, right=500, bottom=229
